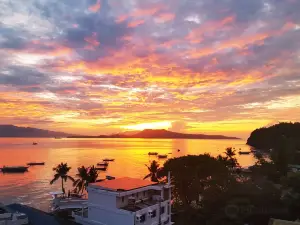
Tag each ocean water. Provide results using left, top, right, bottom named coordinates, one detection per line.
left=0, top=138, right=255, bottom=211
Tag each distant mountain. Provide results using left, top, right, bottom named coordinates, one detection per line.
left=0, top=125, right=72, bottom=137
left=69, top=129, right=239, bottom=139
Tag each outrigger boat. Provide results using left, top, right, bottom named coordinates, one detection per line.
left=0, top=166, right=28, bottom=173
left=27, top=162, right=45, bottom=166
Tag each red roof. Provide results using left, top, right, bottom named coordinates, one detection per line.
left=90, top=177, right=157, bottom=191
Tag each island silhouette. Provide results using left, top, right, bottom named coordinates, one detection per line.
left=0, top=125, right=239, bottom=139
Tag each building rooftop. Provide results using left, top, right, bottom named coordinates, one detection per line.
left=90, top=177, right=157, bottom=191
left=269, top=219, right=300, bottom=225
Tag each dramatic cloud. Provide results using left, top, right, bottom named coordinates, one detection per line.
left=0, top=0, right=300, bottom=137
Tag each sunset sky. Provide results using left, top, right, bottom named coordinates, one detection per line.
left=1, top=0, right=300, bottom=138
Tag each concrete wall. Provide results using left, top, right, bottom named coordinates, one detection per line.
left=88, top=189, right=116, bottom=209
left=88, top=205, right=134, bottom=225
left=135, top=200, right=171, bottom=225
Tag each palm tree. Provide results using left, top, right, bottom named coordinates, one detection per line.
left=144, top=160, right=160, bottom=182
left=224, top=147, right=236, bottom=158
left=87, top=166, right=98, bottom=183
left=73, top=166, right=89, bottom=194
left=50, top=162, right=74, bottom=194
left=224, top=147, right=239, bottom=169
left=73, top=165, right=99, bottom=194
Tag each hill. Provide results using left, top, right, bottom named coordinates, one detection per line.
left=247, top=122, right=300, bottom=149
left=69, top=129, right=239, bottom=139
left=0, top=125, right=72, bottom=137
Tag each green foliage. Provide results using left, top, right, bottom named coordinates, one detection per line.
left=144, top=160, right=161, bottom=182
left=247, top=122, right=300, bottom=151
left=160, top=154, right=233, bottom=207
left=156, top=147, right=294, bottom=224
left=73, top=165, right=99, bottom=194
left=217, top=147, right=240, bottom=170
left=50, top=162, right=74, bottom=193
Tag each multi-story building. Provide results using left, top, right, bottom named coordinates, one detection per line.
left=73, top=176, right=172, bottom=225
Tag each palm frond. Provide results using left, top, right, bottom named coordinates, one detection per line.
left=50, top=174, right=60, bottom=184
left=67, top=175, right=75, bottom=182
left=145, top=164, right=151, bottom=171
left=143, top=174, right=152, bottom=180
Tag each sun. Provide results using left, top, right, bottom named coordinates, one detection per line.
left=123, top=121, right=172, bottom=131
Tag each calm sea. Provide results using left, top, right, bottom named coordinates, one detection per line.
left=0, top=138, right=255, bottom=211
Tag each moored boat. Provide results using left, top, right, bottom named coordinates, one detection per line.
left=32, top=142, right=38, bottom=145
left=238, top=151, right=251, bottom=155
left=27, top=162, right=45, bottom=166
left=103, top=158, right=115, bottom=162
left=95, top=167, right=107, bottom=171
left=0, top=166, right=28, bottom=173
left=157, top=154, right=168, bottom=159
left=97, top=162, right=108, bottom=167
left=106, top=175, right=115, bottom=180
left=148, top=152, right=158, bottom=155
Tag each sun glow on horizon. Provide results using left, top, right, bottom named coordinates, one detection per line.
left=123, top=121, right=172, bottom=131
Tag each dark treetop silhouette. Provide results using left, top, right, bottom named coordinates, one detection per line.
left=50, top=162, right=74, bottom=194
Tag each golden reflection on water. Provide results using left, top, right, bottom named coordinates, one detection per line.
left=0, top=138, right=255, bottom=211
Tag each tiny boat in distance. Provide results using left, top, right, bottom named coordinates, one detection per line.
left=106, top=175, right=116, bottom=180
left=1, top=166, right=28, bottom=173
left=148, top=152, right=158, bottom=156
left=103, top=158, right=115, bottom=162
left=97, top=162, right=108, bottom=167
left=27, top=162, right=45, bottom=166
left=157, top=154, right=168, bottom=159
left=32, top=142, right=38, bottom=145
left=238, top=151, right=251, bottom=155
left=96, top=167, right=107, bottom=171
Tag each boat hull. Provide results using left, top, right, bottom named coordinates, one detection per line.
left=1, top=167, right=28, bottom=173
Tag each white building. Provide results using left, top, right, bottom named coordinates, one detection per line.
left=73, top=177, right=173, bottom=225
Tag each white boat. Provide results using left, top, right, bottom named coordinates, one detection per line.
left=73, top=173, right=173, bottom=225
left=0, top=204, right=28, bottom=225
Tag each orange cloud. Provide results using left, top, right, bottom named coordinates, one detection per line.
left=116, top=15, right=128, bottom=23
left=156, top=13, right=175, bottom=22
left=89, top=0, right=101, bottom=12
left=128, top=20, right=145, bottom=28
left=186, top=16, right=235, bottom=44
left=187, top=33, right=270, bottom=59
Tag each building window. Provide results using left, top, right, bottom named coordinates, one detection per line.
left=122, top=197, right=124, bottom=202
left=140, top=214, right=146, bottom=222
left=167, top=203, right=170, bottom=215
left=136, top=193, right=139, bottom=198
left=152, top=210, right=157, bottom=218
left=143, top=191, right=146, bottom=196
left=161, top=206, right=165, bottom=215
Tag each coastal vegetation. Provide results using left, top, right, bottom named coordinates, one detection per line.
left=50, top=163, right=74, bottom=194
left=143, top=160, right=161, bottom=182
left=73, top=166, right=99, bottom=194
left=142, top=139, right=300, bottom=225
left=247, top=122, right=300, bottom=150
